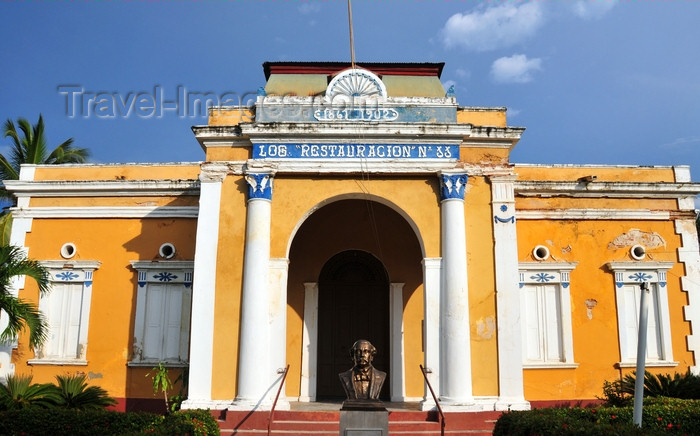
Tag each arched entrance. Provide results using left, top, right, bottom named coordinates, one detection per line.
left=316, top=250, right=390, bottom=400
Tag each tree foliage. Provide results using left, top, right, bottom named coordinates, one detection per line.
left=0, top=374, right=60, bottom=410
left=0, top=245, right=50, bottom=348
left=53, top=374, right=117, bottom=410
left=1, top=114, right=89, bottom=199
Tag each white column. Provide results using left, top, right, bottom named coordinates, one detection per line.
left=300, top=282, right=319, bottom=401
left=390, top=283, right=405, bottom=402
left=268, top=258, right=290, bottom=410
left=183, top=164, right=228, bottom=409
left=420, top=258, right=442, bottom=410
left=234, top=171, right=274, bottom=409
left=489, top=174, right=529, bottom=411
left=438, top=172, right=474, bottom=407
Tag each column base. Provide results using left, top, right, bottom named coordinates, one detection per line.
left=228, top=397, right=291, bottom=411
left=180, top=399, right=235, bottom=411
left=495, top=398, right=531, bottom=411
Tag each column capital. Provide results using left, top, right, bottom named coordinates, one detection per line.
left=245, top=172, right=274, bottom=200
left=439, top=172, right=468, bottom=201
left=199, top=163, right=229, bottom=183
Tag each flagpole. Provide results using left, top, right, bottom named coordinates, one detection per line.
left=348, top=0, right=356, bottom=69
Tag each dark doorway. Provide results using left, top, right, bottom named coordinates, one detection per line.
left=316, top=250, right=390, bottom=400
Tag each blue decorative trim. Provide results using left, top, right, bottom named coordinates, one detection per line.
left=246, top=173, right=273, bottom=200
left=138, top=282, right=147, bottom=288
left=253, top=143, right=458, bottom=160
left=500, top=205, right=508, bottom=212
left=56, top=271, right=79, bottom=281
left=616, top=282, right=624, bottom=288
left=629, top=272, right=653, bottom=282
left=494, top=215, right=515, bottom=224
left=153, top=272, right=178, bottom=282
left=531, top=273, right=555, bottom=283
left=659, top=282, right=666, bottom=287
left=85, top=281, right=92, bottom=287
left=314, top=108, right=398, bottom=122
left=440, top=173, right=468, bottom=200
left=562, top=283, right=570, bottom=288
left=519, top=283, right=524, bottom=289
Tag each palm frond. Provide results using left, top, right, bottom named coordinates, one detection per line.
left=0, top=245, right=51, bottom=295
left=0, top=245, right=50, bottom=348
left=54, top=373, right=117, bottom=409
left=0, top=374, right=59, bottom=410
left=0, top=293, right=48, bottom=348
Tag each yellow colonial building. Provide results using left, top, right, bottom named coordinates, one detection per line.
left=2, top=62, right=699, bottom=412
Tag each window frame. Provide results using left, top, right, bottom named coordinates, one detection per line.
left=519, top=261, right=578, bottom=369
left=30, top=260, right=100, bottom=366
left=128, top=261, right=194, bottom=367
left=607, top=261, right=677, bottom=368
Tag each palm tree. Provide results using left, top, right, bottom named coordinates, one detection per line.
left=1, top=114, right=89, bottom=199
left=0, top=374, right=59, bottom=410
left=0, top=114, right=90, bottom=243
left=53, top=373, right=117, bottom=409
left=0, top=245, right=50, bottom=348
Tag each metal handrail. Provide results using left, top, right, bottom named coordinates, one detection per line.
left=420, top=364, right=445, bottom=436
left=267, top=364, right=290, bottom=436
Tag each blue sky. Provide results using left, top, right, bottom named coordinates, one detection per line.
left=1, top=0, right=699, bottom=189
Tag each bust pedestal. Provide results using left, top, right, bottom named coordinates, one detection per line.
left=339, top=400, right=388, bottom=436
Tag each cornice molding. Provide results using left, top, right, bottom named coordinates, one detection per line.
left=516, top=209, right=673, bottom=220
left=130, top=260, right=194, bottom=270
left=515, top=180, right=700, bottom=198
left=241, top=122, right=471, bottom=144
left=40, top=260, right=101, bottom=270
left=3, top=179, right=200, bottom=197
left=12, top=206, right=198, bottom=219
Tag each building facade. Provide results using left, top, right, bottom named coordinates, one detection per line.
left=2, top=62, right=699, bottom=412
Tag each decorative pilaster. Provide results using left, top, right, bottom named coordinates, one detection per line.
left=438, top=172, right=474, bottom=407
left=234, top=171, right=275, bottom=408
left=390, top=283, right=406, bottom=402
left=673, top=166, right=700, bottom=375
left=489, top=174, right=529, bottom=411
left=183, top=164, right=228, bottom=409
left=420, top=258, right=442, bottom=410
left=300, top=283, right=319, bottom=402
left=268, top=258, right=290, bottom=410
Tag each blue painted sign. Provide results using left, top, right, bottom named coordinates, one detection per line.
left=253, top=143, right=458, bottom=160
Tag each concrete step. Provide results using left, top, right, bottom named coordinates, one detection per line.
left=218, top=409, right=500, bottom=435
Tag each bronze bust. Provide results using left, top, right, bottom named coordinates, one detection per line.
left=338, top=339, right=386, bottom=400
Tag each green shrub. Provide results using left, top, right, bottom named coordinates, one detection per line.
left=143, top=409, right=220, bottom=436
left=493, top=400, right=700, bottom=436
left=0, top=374, right=60, bottom=410
left=53, top=373, right=118, bottom=410
left=619, top=370, right=700, bottom=400
left=0, top=408, right=219, bottom=435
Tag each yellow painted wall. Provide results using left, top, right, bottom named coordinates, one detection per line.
left=517, top=217, right=692, bottom=401
left=205, top=147, right=250, bottom=162
left=14, top=217, right=197, bottom=401
left=209, top=175, right=248, bottom=399
left=460, top=147, right=511, bottom=165
left=515, top=165, right=677, bottom=183
left=208, top=108, right=254, bottom=126
left=32, top=164, right=201, bottom=181
left=464, top=176, right=499, bottom=396
left=457, top=108, right=507, bottom=127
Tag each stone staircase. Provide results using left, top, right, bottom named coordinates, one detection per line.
left=217, top=407, right=501, bottom=435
